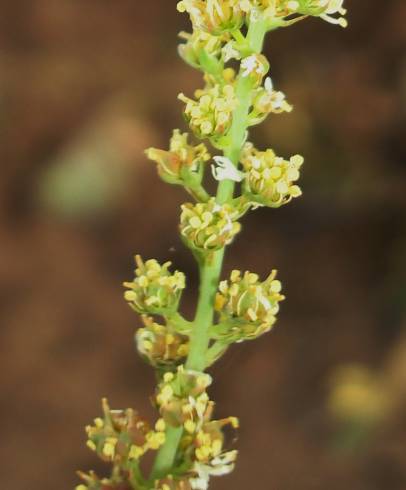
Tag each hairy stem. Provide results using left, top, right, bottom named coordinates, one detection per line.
left=150, top=18, right=267, bottom=482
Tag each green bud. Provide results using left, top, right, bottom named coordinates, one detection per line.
left=178, top=30, right=227, bottom=72
left=146, top=130, right=210, bottom=187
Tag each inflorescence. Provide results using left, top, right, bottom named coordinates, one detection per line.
left=76, top=1, right=346, bottom=489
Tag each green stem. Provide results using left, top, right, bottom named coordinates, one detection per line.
left=206, top=340, right=229, bottom=367
left=150, top=18, right=268, bottom=482
left=187, top=184, right=211, bottom=203
left=186, top=251, right=226, bottom=370
left=150, top=425, right=183, bottom=480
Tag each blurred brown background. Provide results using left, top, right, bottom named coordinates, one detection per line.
left=1, top=1, right=406, bottom=489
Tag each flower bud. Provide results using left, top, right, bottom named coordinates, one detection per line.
left=188, top=425, right=238, bottom=489
left=240, top=54, right=269, bottom=86
left=85, top=399, right=166, bottom=466
left=178, top=30, right=228, bottom=70
left=295, top=0, right=347, bottom=27
left=249, top=77, right=292, bottom=126
left=136, top=316, right=189, bottom=368
left=238, top=1, right=347, bottom=28
left=123, top=256, right=186, bottom=316
left=238, top=0, right=303, bottom=24
left=214, top=269, right=285, bottom=341
left=241, top=142, right=304, bottom=207
left=180, top=198, right=241, bottom=251
left=146, top=130, right=210, bottom=186
left=77, top=473, right=133, bottom=490
left=179, top=83, right=237, bottom=141
left=154, top=476, right=192, bottom=490
left=177, top=0, right=245, bottom=35
left=156, top=366, right=213, bottom=427
left=153, top=414, right=238, bottom=490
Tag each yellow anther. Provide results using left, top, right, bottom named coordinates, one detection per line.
left=163, top=372, right=174, bottom=383
left=102, top=438, right=117, bottom=458
left=86, top=440, right=96, bottom=451
left=184, top=419, right=197, bottom=434
left=93, top=417, right=104, bottom=428
left=155, top=418, right=166, bottom=432
left=129, top=444, right=145, bottom=460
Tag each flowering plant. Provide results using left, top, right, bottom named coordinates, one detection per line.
left=76, top=1, right=347, bottom=489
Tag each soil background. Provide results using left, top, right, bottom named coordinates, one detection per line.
left=1, top=1, right=406, bottom=489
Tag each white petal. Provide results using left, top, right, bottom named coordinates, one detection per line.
left=264, top=77, right=274, bottom=93
left=212, top=156, right=244, bottom=182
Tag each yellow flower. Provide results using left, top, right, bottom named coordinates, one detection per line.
left=136, top=316, right=189, bottom=368
left=179, top=83, right=237, bottom=141
left=295, top=0, right=347, bottom=27
left=241, top=142, right=303, bottom=207
left=214, top=269, right=285, bottom=341
left=177, top=0, right=245, bottom=35
left=123, top=255, right=186, bottom=315
left=249, top=76, right=292, bottom=126
left=180, top=198, right=241, bottom=251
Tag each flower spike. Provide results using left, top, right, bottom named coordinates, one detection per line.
left=76, top=1, right=348, bottom=489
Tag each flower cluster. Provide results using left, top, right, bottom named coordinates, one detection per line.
left=180, top=198, right=241, bottom=251
left=76, top=471, right=132, bottom=490
left=85, top=399, right=166, bottom=462
left=177, top=1, right=245, bottom=35
left=249, top=77, right=292, bottom=126
left=77, top=0, right=347, bottom=488
left=156, top=368, right=213, bottom=427
left=293, top=0, right=347, bottom=27
left=178, top=30, right=229, bottom=70
left=179, top=84, right=237, bottom=141
left=155, top=367, right=238, bottom=490
left=123, top=256, right=186, bottom=316
left=177, top=0, right=347, bottom=31
left=241, top=142, right=304, bottom=207
left=146, top=130, right=211, bottom=187
left=154, top=476, right=192, bottom=490
left=214, top=269, right=285, bottom=342
left=136, top=316, right=189, bottom=368
left=77, top=400, right=167, bottom=490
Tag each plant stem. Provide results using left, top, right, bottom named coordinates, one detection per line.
left=186, top=251, right=226, bottom=371
left=150, top=18, right=267, bottom=482
left=150, top=425, right=183, bottom=480
left=185, top=71, right=256, bottom=371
